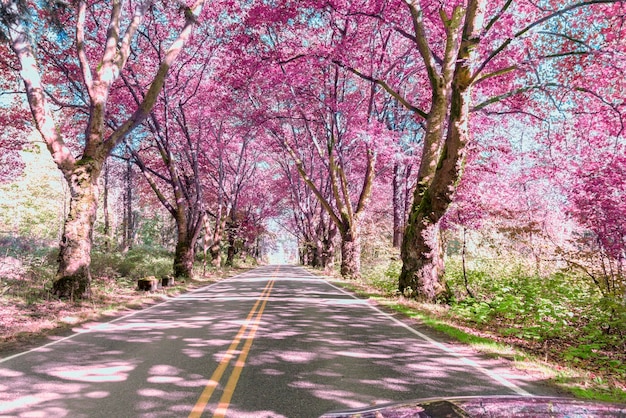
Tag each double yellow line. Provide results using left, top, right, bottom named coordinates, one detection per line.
left=189, top=279, right=275, bottom=418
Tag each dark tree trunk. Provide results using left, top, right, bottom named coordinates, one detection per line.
left=392, top=162, right=404, bottom=248
left=121, top=159, right=134, bottom=252
left=210, top=212, right=227, bottom=267
left=299, top=246, right=308, bottom=265
left=311, top=240, right=322, bottom=267
left=174, top=234, right=195, bottom=279
left=172, top=203, right=205, bottom=279
left=397, top=2, right=480, bottom=302
left=320, top=223, right=337, bottom=271
left=226, top=220, right=237, bottom=266
left=340, top=229, right=361, bottom=279
left=211, top=240, right=223, bottom=267
left=173, top=209, right=205, bottom=279
left=202, top=218, right=210, bottom=275
left=226, top=242, right=236, bottom=266
left=321, top=241, right=335, bottom=271
left=53, top=163, right=101, bottom=299
left=399, top=201, right=446, bottom=301
left=102, top=162, right=111, bottom=252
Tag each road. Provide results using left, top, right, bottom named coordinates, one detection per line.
left=0, top=265, right=557, bottom=417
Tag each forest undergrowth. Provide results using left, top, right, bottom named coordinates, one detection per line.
left=0, top=241, right=250, bottom=353
left=345, top=255, right=626, bottom=403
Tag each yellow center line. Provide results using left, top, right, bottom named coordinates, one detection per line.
left=213, top=280, right=274, bottom=418
left=188, top=277, right=276, bottom=418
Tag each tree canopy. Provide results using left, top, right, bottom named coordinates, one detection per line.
left=0, top=0, right=624, bottom=305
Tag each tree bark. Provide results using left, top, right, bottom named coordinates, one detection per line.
left=321, top=239, right=335, bottom=271
left=226, top=239, right=236, bottom=266
left=102, top=161, right=111, bottom=252
left=309, top=237, right=322, bottom=267
left=210, top=211, right=227, bottom=267
left=225, top=217, right=237, bottom=266
left=53, top=162, right=101, bottom=298
left=320, top=221, right=337, bottom=271
left=396, top=1, right=483, bottom=302
left=121, top=158, right=134, bottom=252
left=172, top=207, right=205, bottom=278
left=210, top=238, right=223, bottom=267
left=174, top=230, right=195, bottom=279
left=399, top=201, right=446, bottom=300
left=392, top=162, right=404, bottom=248
left=340, top=230, right=361, bottom=279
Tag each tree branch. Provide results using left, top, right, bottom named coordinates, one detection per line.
left=105, top=0, right=206, bottom=154
left=472, top=0, right=619, bottom=83
left=116, top=0, right=152, bottom=70
left=76, top=0, right=94, bottom=98
left=335, top=60, right=428, bottom=118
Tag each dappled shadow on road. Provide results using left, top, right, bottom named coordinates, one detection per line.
left=0, top=265, right=554, bottom=417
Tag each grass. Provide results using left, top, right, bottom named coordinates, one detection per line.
left=317, top=262, right=626, bottom=405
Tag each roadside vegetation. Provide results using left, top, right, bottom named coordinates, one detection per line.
left=335, top=242, right=626, bottom=404
left=0, top=237, right=253, bottom=353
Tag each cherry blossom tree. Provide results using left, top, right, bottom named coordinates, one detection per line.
left=0, top=0, right=206, bottom=298
left=0, top=42, right=31, bottom=182
left=263, top=63, right=382, bottom=279
left=317, top=0, right=624, bottom=301
left=570, top=154, right=625, bottom=296
left=229, top=4, right=400, bottom=279
left=275, top=134, right=338, bottom=270
left=199, top=99, right=276, bottom=268
left=117, top=17, right=218, bottom=279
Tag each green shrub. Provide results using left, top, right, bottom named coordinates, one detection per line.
left=444, top=255, right=625, bottom=372
left=92, top=247, right=173, bottom=280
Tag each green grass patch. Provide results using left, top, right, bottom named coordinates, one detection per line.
left=376, top=299, right=526, bottom=360
left=566, top=385, right=626, bottom=404
left=325, top=255, right=626, bottom=404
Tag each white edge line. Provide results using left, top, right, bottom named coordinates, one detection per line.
left=319, top=276, right=532, bottom=397
left=0, top=269, right=255, bottom=365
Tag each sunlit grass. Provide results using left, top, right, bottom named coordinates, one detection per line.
left=328, top=263, right=626, bottom=404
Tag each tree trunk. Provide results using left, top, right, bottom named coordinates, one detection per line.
left=399, top=70, right=472, bottom=301
left=320, top=223, right=337, bottom=272
left=121, top=158, right=134, bottom=252
left=53, top=164, right=101, bottom=299
left=399, top=206, right=446, bottom=301
left=392, top=162, right=404, bottom=248
left=203, top=217, right=211, bottom=275
left=172, top=206, right=204, bottom=279
left=311, top=239, right=322, bottom=267
left=210, top=214, right=226, bottom=267
left=102, top=162, right=111, bottom=252
left=174, top=232, right=195, bottom=279
left=226, top=239, right=236, bottom=266
left=225, top=219, right=237, bottom=266
left=397, top=1, right=482, bottom=302
left=210, top=241, right=222, bottom=267
left=340, top=228, right=361, bottom=279
left=299, top=245, right=308, bottom=265
left=321, top=239, right=335, bottom=272
left=226, top=243, right=236, bottom=266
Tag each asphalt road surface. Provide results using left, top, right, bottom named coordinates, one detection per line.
left=0, top=265, right=559, bottom=417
